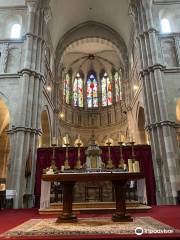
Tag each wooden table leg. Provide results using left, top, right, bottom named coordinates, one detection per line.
left=56, top=181, right=77, bottom=223
left=112, top=180, right=133, bottom=222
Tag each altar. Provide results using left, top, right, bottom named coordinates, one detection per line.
left=35, top=145, right=156, bottom=207
left=41, top=172, right=144, bottom=222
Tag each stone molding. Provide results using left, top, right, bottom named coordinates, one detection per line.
left=18, top=68, right=44, bottom=79
left=25, top=32, right=45, bottom=43
left=7, top=126, right=42, bottom=135
left=138, top=28, right=159, bottom=38
left=140, top=64, right=166, bottom=76
left=145, top=120, right=178, bottom=131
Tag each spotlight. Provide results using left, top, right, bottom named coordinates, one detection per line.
left=133, top=85, right=139, bottom=90
left=46, top=85, right=52, bottom=92
left=59, top=112, right=64, bottom=119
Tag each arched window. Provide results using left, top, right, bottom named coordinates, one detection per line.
left=87, top=72, right=98, bottom=108
left=161, top=18, right=171, bottom=33
left=73, top=72, right=83, bottom=107
left=114, top=70, right=122, bottom=102
left=101, top=72, right=112, bottom=106
left=63, top=72, right=70, bottom=104
left=10, top=24, right=21, bottom=38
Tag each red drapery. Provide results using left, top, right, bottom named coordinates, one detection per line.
left=34, top=145, right=156, bottom=206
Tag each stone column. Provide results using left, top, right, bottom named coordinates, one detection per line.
left=6, top=0, right=50, bottom=208
left=130, top=0, right=180, bottom=204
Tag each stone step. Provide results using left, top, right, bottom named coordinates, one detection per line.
left=39, top=201, right=151, bottom=214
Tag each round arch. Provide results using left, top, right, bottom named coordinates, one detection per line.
left=137, top=106, right=147, bottom=144
left=176, top=98, right=180, bottom=122
left=0, top=97, right=10, bottom=179
left=56, top=21, right=128, bottom=72
left=40, top=108, right=51, bottom=147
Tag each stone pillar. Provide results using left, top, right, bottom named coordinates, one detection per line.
left=6, top=0, right=50, bottom=208
left=130, top=0, right=180, bottom=204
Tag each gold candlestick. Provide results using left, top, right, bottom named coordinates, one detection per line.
left=75, top=142, right=82, bottom=169
left=129, top=141, right=135, bottom=160
left=118, top=141, right=124, bottom=169
left=106, top=141, right=113, bottom=169
left=64, top=143, right=70, bottom=169
left=50, top=142, right=57, bottom=172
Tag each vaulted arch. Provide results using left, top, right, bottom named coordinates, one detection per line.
left=0, top=97, right=10, bottom=178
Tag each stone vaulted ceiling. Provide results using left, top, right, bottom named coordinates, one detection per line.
left=49, top=0, right=132, bottom=50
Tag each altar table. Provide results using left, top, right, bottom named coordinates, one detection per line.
left=42, top=172, right=144, bottom=223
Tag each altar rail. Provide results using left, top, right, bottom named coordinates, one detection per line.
left=34, top=145, right=156, bottom=206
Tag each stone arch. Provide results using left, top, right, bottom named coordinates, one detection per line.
left=176, top=98, right=180, bottom=122
left=137, top=106, right=147, bottom=144
left=0, top=97, right=10, bottom=178
left=40, top=107, right=51, bottom=147
left=56, top=21, right=128, bottom=72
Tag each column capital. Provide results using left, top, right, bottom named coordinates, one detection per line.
left=18, top=68, right=44, bottom=79
left=26, top=0, right=38, bottom=13
left=7, top=126, right=42, bottom=135
left=140, top=64, right=166, bottom=76
left=145, top=120, right=177, bottom=131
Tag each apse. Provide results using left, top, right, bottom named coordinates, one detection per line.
left=58, top=35, right=128, bottom=146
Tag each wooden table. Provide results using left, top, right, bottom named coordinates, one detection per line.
left=42, top=172, right=144, bottom=223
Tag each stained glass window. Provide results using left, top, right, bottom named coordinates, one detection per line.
left=73, top=72, right=83, bottom=107
left=63, top=73, right=70, bottom=104
left=114, top=70, right=122, bottom=102
left=101, top=72, right=112, bottom=106
left=87, top=72, right=98, bottom=108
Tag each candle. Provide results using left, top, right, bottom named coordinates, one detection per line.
left=135, top=160, right=140, bottom=172
left=65, top=134, right=69, bottom=144
left=77, top=134, right=81, bottom=144
left=52, top=137, right=57, bottom=145
left=61, top=165, right=64, bottom=172
left=132, top=162, right=136, bottom=172
left=130, top=135, right=135, bottom=142
left=128, top=159, right=133, bottom=172
left=118, top=132, right=121, bottom=142
left=123, top=163, right=127, bottom=171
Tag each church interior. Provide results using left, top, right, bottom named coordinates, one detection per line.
left=0, top=0, right=180, bottom=239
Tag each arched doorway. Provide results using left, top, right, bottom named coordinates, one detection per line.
left=137, top=107, right=147, bottom=144
left=0, top=98, right=10, bottom=178
left=39, top=110, right=51, bottom=147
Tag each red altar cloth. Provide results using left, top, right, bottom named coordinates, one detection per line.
left=34, top=145, right=156, bottom=206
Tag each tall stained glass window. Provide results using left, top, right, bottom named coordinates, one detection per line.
left=73, top=72, right=83, bottom=107
left=101, top=72, right=112, bottom=106
left=114, top=70, right=122, bottom=102
left=87, top=72, right=98, bottom=108
left=63, top=73, right=70, bottom=104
